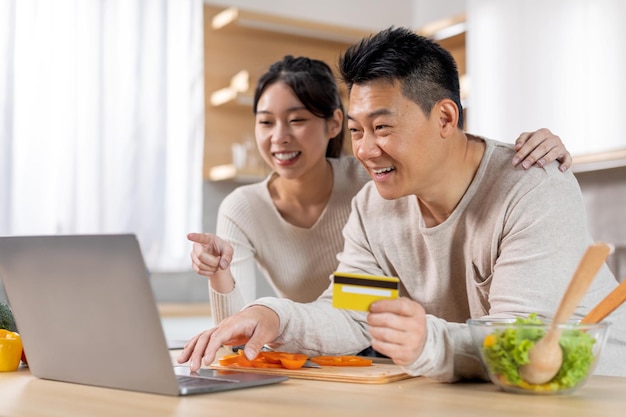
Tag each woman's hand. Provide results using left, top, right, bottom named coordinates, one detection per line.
left=512, top=128, right=572, bottom=172
left=188, top=232, right=233, bottom=277
left=188, top=232, right=236, bottom=293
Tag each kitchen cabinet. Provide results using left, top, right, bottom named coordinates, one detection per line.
left=572, top=148, right=626, bottom=173
left=202, top=4, right=372, bottom=181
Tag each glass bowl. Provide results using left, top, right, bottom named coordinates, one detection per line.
left=467, top=317, right=609, bottom=395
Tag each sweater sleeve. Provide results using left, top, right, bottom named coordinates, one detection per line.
left=252, top=287, right=373, bottom=357
left=250, top=186, right=385, bottom=356
left=209, top=190, right=258, bottom=324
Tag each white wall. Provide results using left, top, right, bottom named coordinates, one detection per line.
left=466, top=0, right=626, bottom=155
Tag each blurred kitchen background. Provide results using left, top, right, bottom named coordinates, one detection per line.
left=1, top=0, right=625, bottom=333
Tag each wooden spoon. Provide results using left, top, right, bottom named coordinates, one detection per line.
left=581, top=277, right=626, bottom=324
left=518, top=242, right=612, bottom=385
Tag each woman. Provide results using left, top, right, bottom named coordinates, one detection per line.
left=189, top=55, right=572, bottom=324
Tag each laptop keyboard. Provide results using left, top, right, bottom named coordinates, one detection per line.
left=177, top=375, right=234, bottom=387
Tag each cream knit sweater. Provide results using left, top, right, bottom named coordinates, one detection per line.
left=255, top=138, right=626, bottom=381
left=209, top=156, right=371, bottom=324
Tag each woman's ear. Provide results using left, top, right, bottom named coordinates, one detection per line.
left=437, top=99, right=460, bottom=137
left=328, top=108, right=344, bottom=138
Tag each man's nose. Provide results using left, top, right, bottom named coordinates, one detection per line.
left=356, top=131, right=382, bottom=160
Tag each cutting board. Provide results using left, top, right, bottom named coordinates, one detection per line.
left=208, top=360, right=413, bottom=384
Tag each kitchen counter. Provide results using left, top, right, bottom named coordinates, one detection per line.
left=1, top=360, right=625, bottom=417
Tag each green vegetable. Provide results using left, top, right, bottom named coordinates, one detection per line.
left=0, top=301, right=18, bottom=333
left=481, top=314, right=596, bottom=392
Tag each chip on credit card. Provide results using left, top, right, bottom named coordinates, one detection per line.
left=332, top=272, right=400, bottom=312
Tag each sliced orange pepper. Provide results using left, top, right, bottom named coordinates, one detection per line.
left=218, top=350, right=309, bottom=370
left=279, top=354, right=308, bottom=370
left=218, top=353, right=244, bottom=366
left=218, top=351, right=255, bottom=367
left=257, top=351, right=308, bottom=369
left=257, top=351, right=284, bottom=364
left=250, top=361, right=283, bottom=369
left=310, top=355, right=373, bottom=367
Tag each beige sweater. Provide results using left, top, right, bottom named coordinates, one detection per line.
left=255, top=138, right=626, bottom=381
left=209, top=156, right=371, bottom=324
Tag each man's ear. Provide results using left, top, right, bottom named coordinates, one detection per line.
left=437, top=99, right=460, bottom=137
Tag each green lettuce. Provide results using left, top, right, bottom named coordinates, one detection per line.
left=482, top=314, right=596, bottom=391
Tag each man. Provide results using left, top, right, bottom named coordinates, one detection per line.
left=179, top=27, right=625, bottom=381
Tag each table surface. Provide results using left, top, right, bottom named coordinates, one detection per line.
left=1, top=357, right=625, bottom=417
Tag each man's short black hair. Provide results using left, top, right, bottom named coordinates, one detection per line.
left=339, top=27, right=463, bottom=128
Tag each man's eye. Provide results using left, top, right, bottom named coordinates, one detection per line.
left=349, top=127, right=363, bottom=138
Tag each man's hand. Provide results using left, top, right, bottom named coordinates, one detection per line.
left=367, top=297, right=428, bottom=366
left=177, top=306, right=280, bottom=372
left=512, top=128, right=572, bottom=172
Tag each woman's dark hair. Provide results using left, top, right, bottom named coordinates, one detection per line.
left=253, top=55, right=345, bottom=158
left=339, top=27, right=464, bottom=129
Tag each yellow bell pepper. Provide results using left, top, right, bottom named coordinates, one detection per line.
left=0, top=329, right=23, bottom=372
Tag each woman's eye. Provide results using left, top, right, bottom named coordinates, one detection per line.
left=257, top=120, right=272, bottom=126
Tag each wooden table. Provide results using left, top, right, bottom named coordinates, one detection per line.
left=1, top=361, right=625, bottom=417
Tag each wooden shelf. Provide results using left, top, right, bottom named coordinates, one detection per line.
left=418, top=13, right=466, bottom=41
left=211, top=6, right=373, bottom=44
left=572, top=148, right=626, bottom=173
left=202, top=4, right=364, bottom=181
left=157, top=302, right=212, bottom=318
left=210, top=92, right=254, bottom=109
left=208, top=163, right=268, bottom=183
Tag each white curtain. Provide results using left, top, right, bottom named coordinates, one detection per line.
left=0, top=0, right=204, bottom=272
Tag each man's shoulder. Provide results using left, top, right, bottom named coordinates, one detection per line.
left=485, top=137, right=568, bottom=183
left=478, top=138, right=580, bottom=206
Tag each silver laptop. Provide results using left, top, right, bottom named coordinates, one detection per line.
left=0, top=234, right=287, bottom=396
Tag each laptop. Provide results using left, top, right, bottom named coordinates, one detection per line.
left=0, top=234, right=288, bottom=396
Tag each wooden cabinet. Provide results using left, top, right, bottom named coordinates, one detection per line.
left=202, top=4, right=372, bottom=181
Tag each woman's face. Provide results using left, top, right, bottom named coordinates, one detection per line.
left=254, top=81, right=342, bottom=180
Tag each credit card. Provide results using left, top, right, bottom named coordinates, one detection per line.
left=332, top=272, right=400, bottom=312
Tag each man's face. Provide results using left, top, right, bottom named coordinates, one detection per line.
left=347, top=79, right=443, bottom=200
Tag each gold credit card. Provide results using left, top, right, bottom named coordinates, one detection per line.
left=332, top=272, right=400, bottom=312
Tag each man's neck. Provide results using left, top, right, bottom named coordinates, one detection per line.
left=418, top=134, right=485, bottom=227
